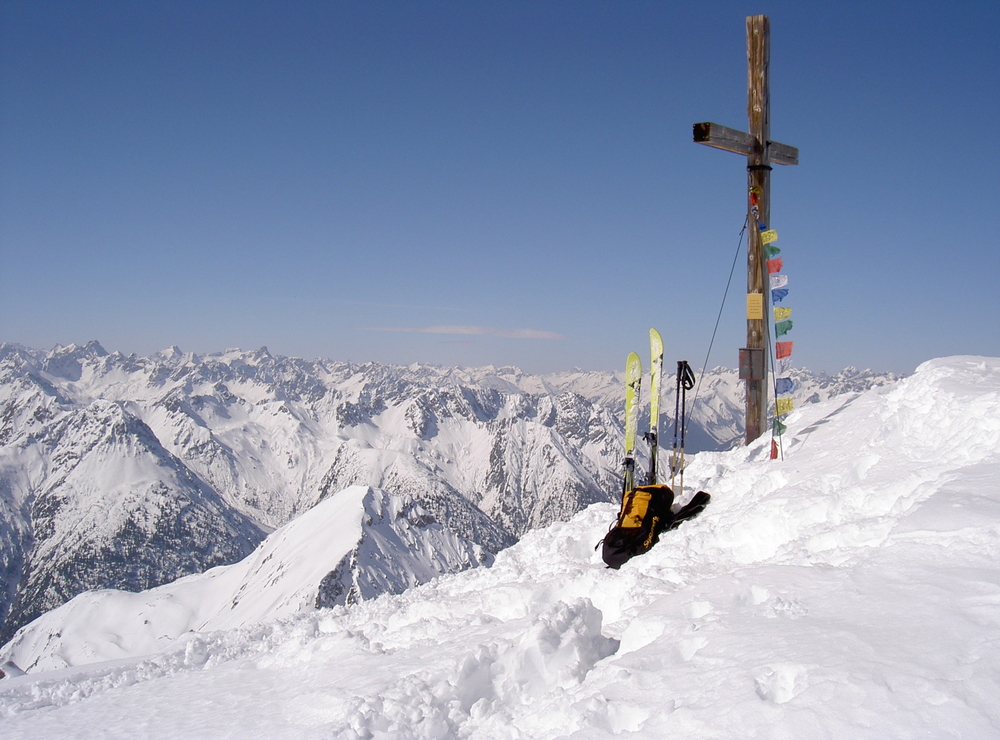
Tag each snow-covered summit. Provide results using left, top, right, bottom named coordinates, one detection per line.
left=0, top=356, right=996, bottom=738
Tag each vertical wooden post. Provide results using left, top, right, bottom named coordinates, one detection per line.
left=692, top=15, right=797, bottom=446
left=745, top=15, right=770, bottom=444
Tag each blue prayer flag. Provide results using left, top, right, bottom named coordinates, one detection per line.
left=775, top=377, right=794, bottom=395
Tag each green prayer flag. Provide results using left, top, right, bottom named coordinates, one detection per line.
left=775, top=319, right=793, bottom=337
left=765, top=244, right=781, bottom=258
left=773, top=418, right=787, bottom=435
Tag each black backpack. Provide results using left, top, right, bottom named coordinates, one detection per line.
left=601, top=486, right=710, bottom=569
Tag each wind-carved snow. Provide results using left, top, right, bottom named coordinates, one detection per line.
left=0, top=356, right=996, bottom=739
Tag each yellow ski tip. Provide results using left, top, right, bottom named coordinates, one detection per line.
left=625, top=352, right=642, bottom=384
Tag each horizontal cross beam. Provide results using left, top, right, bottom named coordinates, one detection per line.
left=693, top=122, right=799, bottom=166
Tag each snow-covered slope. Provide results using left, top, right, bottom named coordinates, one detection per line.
left=0, top=356, right=995, bottom=738
left=0, top=341, right=898, bottom=645
left=0, top=485, right=491, bottom=671
left=0, top=398, right=262, bottom=643
left=0, top=343, right=617, bottom=640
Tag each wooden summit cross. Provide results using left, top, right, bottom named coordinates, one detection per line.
left=693, top=14, right=798, bottom=445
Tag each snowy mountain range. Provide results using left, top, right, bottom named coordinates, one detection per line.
left=0, top=341, right=898, bottom=643
left=0, top=356, right=996, bottom=739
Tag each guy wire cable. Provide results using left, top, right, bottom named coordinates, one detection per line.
left=692, top=216, right=748, bottom=412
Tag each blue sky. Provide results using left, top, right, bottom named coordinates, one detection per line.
left=2, top=0, right=997, bottom=375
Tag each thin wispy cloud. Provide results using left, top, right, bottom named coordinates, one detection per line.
left=359, top=325, right=566, bottom=340
left=336, top=299, right=461, bottom=312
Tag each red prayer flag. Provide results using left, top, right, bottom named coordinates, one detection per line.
left=770, top=439, right=779, bottom=459
left=776, top=341, right=794, bottom=359
left=767, top=258, right=783, bottom=274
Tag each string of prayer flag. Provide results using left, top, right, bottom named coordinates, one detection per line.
left=767, top=229, right=795, bottom=458
left=749, top=187, right=797, bottom=461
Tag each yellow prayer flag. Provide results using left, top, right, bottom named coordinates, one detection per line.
left=747, top=293, right=764, bottom=320
left=761, top=229, right=778, bottom=245
left=776, top=397, right=795, bottom=416
left=774, top=306, right=792, bottom=321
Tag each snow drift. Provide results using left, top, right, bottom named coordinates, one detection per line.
left=1, top=356, right=996, bottom=739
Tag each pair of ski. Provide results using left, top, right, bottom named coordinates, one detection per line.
left=623, top=328, right=662, bottom=494
left=623, top=329, right=710, bottom=524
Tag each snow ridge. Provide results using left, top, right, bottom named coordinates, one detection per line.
left=0, top=485, right=493, bottom=672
